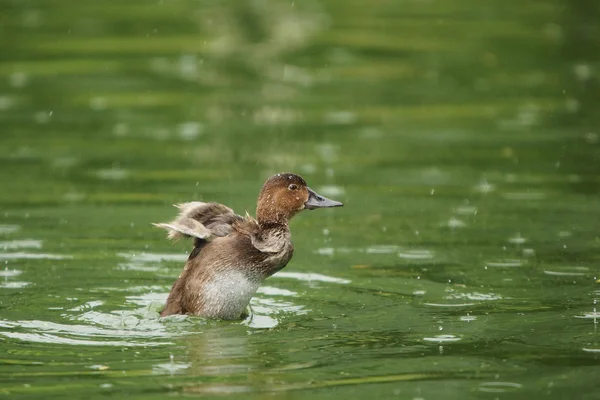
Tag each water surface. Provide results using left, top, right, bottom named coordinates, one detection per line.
left=1, top=1, right=600, bottom=398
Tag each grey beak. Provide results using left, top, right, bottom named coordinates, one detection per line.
left=305, top=187, right=343, bottom=210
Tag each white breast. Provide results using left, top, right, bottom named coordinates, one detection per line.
left=200, top=269, right=261, bottom=319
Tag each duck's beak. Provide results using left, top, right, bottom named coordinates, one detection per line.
left=305, top=187, right=343, bottom=210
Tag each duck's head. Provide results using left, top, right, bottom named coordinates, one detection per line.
left=256, top=172, right=343, bottom=225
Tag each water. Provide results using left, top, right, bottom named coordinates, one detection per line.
left=1, top=0, right=600, bottom=398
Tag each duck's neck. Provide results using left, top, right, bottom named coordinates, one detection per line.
left=258, top=220, right=289, bottom=231
left=256, top=204, right=291, bottom=227
left=256, top=201, right=297, bottom=226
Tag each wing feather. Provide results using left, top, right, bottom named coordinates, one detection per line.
left=155, top=201, right=282, bottom=254
left=154, top=202, right=242, bottom=241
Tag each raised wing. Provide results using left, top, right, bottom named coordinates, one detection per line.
left=153, top=202, right=243, bottom=241
left=154, top=202, right=284, bottom=255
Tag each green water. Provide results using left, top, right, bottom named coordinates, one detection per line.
left=1, top=0, right=600, bottom=398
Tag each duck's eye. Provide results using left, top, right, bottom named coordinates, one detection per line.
left=288, top=184, right=298, bottom=191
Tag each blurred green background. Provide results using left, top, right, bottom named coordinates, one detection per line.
left=1, top=1, right=599, bottom=399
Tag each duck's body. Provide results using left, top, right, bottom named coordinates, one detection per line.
left=155, top=173, right=342, bottom=320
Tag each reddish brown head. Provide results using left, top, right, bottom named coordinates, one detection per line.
left=256, top=173, right=343, bottom=225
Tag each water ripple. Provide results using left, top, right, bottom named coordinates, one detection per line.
left=479, top=382, right=523, bottom=393
left=423, top=334, right=461, bottom=342
left=447, top=292, right=502, bottom=301
left=543, top=266, right=589, bottom=276
left=485, top=259, right=523, bottom=268
left=153, top=361, right=191, bottom=375
left=274, top=271, right=350, bottom=284
left=398, top=249, right=434, bottom=260
left=246, top=297, right=308, bottom=329
left=574, top=312, right=600, bottom=319
left=96, top=168, right=129, bottom=180
left=0, top=252, right=72, bottom=260
left=0, top=268, right=22, bottom=277
left=0, top=332, right=169, bottom=347
left=583, top=348, right=600, bottom=353
left=424, top=302, right=475, bottom=308
left=0, top=239, right=42, bottom=250
left=0, top=225, right=20, bottom=234
left=117, top=252, right=187, bottom=262
left=0, top=318, right=173, bottom=346
left=0, top=281, right=30, bottom=289
left=257, top=286, right=297, bottom=296
left=502, top=192, right=546, bottom=200
left=365, top=245, right=399, bottom=254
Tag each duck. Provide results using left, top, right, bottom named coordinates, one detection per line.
left=154, top=172, right=343, bottom=320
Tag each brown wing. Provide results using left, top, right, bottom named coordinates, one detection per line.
left=153, top=202, right=244, bottom=242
